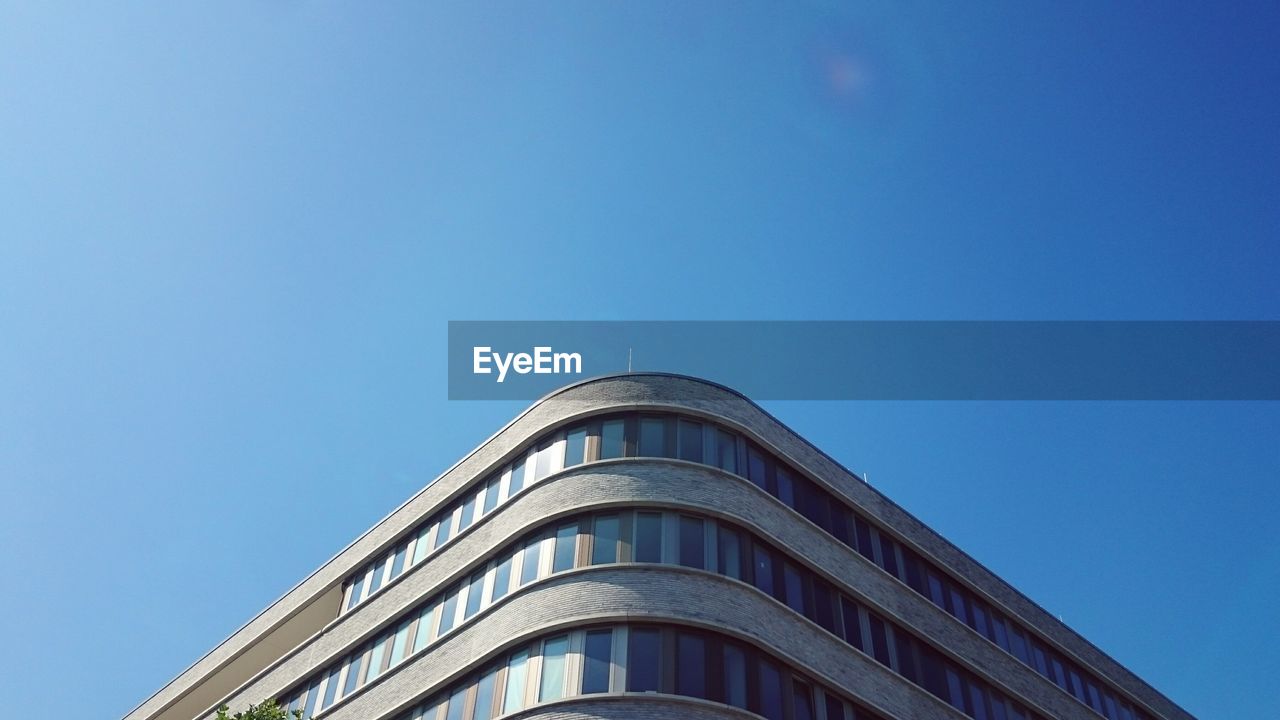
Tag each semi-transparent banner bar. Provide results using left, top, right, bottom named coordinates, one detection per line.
left=447, top=321, right=1280, bottom=400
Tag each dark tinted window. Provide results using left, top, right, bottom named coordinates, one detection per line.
left=718, top=526, right=742, bottom=579
left=716, top=429, right=738, bottom=473
left=582, top=630, right=613, bottom=694
left=841, top=597, right=864, bottom=650
left=753, top=544, right=775, bottom=597
left=756, top=658, right=784, bottom=720
left=776, top=467, right=796, bottom=508
left=639, top=417, right=667, bottom=457
left=747, top=447, right=768, bottom=489
left=564, top=427, right=587, bottom=467
left=464, top=571, right=485, bottom=619
left=627, top=628, right=661, bottom=692
left=793, top=680, right=815, bottom=720
left=784, top=563, right=805, bottom=614
left=723, top=642, right=748, bottom=709
left=591, top=515, right=619, bottom=564
left=438, top=586, right=459, bottom=634
left=676, top=632, right=707, bottom=698
left=869, top=614, right=892, bottom=667
left=600, top=420, right=625, bottom=459
left=678, top=420, right=703, bottom=462
left=552, top=523, right=577, bottom=573
left=635, top=512, right=662, bottom=562
left=519, top=537, right=542, bottom=585
left=679, top=516, right=705, bottom=569
left=491, top=554, right=512, bottom=602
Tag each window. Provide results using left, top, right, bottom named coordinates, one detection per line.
left=502, top=650, right=530, bottom=713
left=747, top=447, right=767, bottom=489
left=434, top=514, right=453, bottom=550
left=676, top=632, right=707, bottom=698
left=948, top=586, right=968, bottom=624
left=868, top=614, right=891, bottom=667
left=824, top=693, right=847, bottom=720
left=793, top=680, right=815, bottom=720
left=365, top=637, right=386, bottom=682
left=508, top=459, right=526, bottom=496
left=342, top=651, right=363, bottom=695
left=321, top=664, right=342, bottom=709
left=854, top=518, right=875, bottom=562
left=464, top=571, right=485, bottom=619
left=716, top=429, right=738, bottom=473
left=776, top=467, right=796, bottom=508
left=302, top=681, right=320, bottom=720
left=639, top=417, right=667, bottom=457
left=534, top=441, right=555, bottom=480
left=519, top=536, right=543, bottom=586
left=756, top=658, right=784, bottom=720
left=634, top=512, right=662, bottom=563
left=413, top=604, right=437, bottom=653
left=490, top=554, right=512, bottom=602
left=591, top=515, right=619, bottom=564
left=564, top=427, right=587, bottom=467
left=458, top=494, right=476, bottom=532
left=841, top=597, right=863, bottom=651
left=600, top=420, right=625, bottom=459
left=438, top=586, right=460, bottom=634
left=679, top=516, right=705, bottom=569
left=347, top=573, right=366, bottom=611
left=718, top=526, right=742, bottom=579
left=877, top=532, right=899, bottom=577
left=969, top=680, right=991, bottom=720
left=1007, top=626, right=1030, bottom=664
left=627, top=628, right=661, bottom=692
left=753, top=544, right=775, bottom=597
left=413, top=525, right=432, bottom=564
left=472, top=668, right=497, bottom=720
left=991, top=615, right=1010, bottom=651
left=320, top=666, right=340, bottom=707
left=582, top=629, right=613, bottom=694
left=482, top=474, right=501, bottom=514
left=368, top=559, right=387, bottom=594
left=552, top=523, right=577, bottom=573
left=972, top=602, right=990, bottom=638
left=390, top=544, right=407, bottom=578
left=723, top=642, right=748, bottom=709
left=812, top=578, right=837, bottom=633
left=445, top=685, right=468, bottom=720
left=677, top=419, right=703, bottom=462
left=538, top=635, right=569, bottom=701
left=389, top=619, right=411, bottom=664
left=945, top=667, right=966, bottom=713
left=784, top=563, right=805, bottom=614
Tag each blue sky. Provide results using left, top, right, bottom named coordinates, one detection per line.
left=1, top=3, right=1277, bottom=718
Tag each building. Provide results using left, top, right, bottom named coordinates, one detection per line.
left=125, top=373, right=1194, bottom=720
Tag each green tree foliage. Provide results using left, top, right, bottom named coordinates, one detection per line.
left=213, top=700, right=302, bottom=720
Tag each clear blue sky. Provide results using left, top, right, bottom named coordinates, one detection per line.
left=1, top=3, right=1276, bottom=718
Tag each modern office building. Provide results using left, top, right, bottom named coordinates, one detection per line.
left=125, top=373, right=1194, bottom=720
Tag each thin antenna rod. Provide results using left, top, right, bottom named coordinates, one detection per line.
left=627, top=347, right=633, bottom=372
